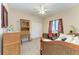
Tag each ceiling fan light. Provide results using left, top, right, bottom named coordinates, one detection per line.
left=39, top=10, right=46, bottom=14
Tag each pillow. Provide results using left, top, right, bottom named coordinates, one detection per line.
left=42, top=33, right=48, bottom=39
left=55, top=38, right=62, bottom=41
left=55, top=33, right=67, bottom=41
left=61, top=38, right=67, bottom=41
left=65, top=35, right=74, bottom=42
left=59, top=33, right=67, bottom=39
left=55, top=33, right=74, bottom=42
left=71, top=36, right=79, bottom=45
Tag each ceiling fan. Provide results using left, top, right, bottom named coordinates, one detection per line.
left=34, top=5, right=49, bottom=15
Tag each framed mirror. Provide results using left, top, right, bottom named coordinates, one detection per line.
left=1, top=4, right=8, bottom=28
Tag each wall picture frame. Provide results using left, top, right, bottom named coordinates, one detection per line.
left=1, top=4, right=8, bottom=28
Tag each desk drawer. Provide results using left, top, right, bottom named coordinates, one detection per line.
left=3, top=43, right=20, bottom=55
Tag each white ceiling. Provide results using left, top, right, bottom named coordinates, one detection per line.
left=8, top=3, right=79, bottom=18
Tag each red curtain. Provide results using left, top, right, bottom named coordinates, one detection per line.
left=48, top=21, right=53, bottom=37
left=58, top=18, right=64, bottom=33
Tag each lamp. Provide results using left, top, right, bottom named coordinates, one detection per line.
left=69, top=25, right=76, bottom=32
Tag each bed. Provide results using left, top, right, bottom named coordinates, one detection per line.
left=40, top=33, right=79, bottom=55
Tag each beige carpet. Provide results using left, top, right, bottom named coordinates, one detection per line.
left=21, top=38, right=40, bottom=55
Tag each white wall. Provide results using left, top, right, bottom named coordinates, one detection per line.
left=8, top=7, right=43, bottom=39
left=43, top=6, right=79, bottom=34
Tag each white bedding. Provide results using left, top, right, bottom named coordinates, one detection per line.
left=70, top=36, right=79, bottom=45
left=55, top=33, right=79, bottom=45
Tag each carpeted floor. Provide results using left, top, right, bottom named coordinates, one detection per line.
left=21, top=38, right=40, bottom=55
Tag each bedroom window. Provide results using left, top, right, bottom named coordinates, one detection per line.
left=52, top=20, right=59, bottom=33
left=48, top=18, right=63, bottom=37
